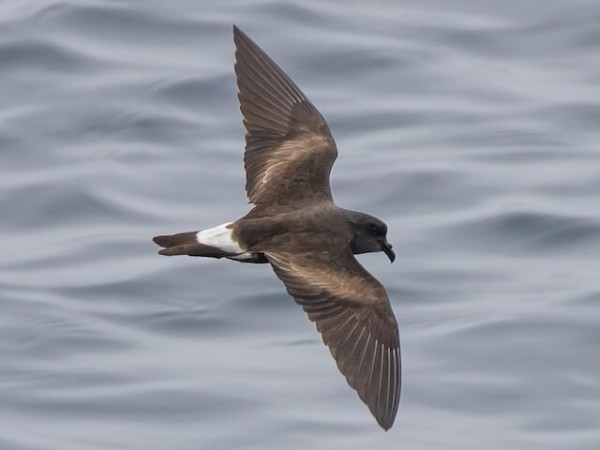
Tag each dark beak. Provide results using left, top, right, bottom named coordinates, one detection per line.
left=381, top=241, right=395, bottom=263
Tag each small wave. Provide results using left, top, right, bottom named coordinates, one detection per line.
left=445, top=209, right=600, bottom=254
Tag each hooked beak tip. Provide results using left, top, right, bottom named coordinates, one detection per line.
left=382, top=242, right=395, bottom=263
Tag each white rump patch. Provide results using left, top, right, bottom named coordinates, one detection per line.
left=197, top=222, right=256, bottom=261
left=196, top=222, right=244, bottom=254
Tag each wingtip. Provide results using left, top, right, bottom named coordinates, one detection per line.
left=371, top=399, right=397, bottom=431
left=233, top=24, right=247, bottom=43
left=378, top=417, right=395, bottom=431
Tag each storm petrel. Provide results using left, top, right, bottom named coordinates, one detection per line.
left=153, top=26, right=400, bottom=430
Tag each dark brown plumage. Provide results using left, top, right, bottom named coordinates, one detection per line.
left=153, top=26, right=400, bottom=430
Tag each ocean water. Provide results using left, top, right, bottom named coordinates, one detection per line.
left=1, top=1, right=600, bottom=449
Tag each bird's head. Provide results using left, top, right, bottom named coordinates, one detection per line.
left=346, top=211, right=395, bottom=263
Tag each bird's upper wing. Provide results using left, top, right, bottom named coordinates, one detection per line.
left=233, top=26, right=338, bottom=208
left=265, top=246, right=401, bottom=430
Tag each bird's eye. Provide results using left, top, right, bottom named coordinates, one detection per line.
left=370, top=224, right=380, bottom=235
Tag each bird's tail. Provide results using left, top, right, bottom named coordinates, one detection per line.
left=153, top=231, right=235, bottom=258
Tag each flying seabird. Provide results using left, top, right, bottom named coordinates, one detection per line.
left=153, top=26, right=401, bottom=430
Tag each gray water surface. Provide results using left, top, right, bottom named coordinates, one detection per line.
left=1, top=1, right=600, bottom=449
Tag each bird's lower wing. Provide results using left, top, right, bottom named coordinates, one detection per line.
left=265, top=249, right=401, bottom=430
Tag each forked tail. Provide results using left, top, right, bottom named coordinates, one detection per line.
left=154, top=222, right=255, bottom=260
left=153, top=231, right=236, bottom=258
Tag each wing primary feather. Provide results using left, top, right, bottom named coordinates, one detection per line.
left=385, top=347, right=392, bottom=425
left=236, top=66, right=298, bottom=118
left=238, top=95, right=293, bottom=128
left=368, top=339, right=379, bottom=390
left=236, top=55, right=299, bottom=110
left=356, top=333, right=372, bottom=381
left=339, top=320, right=360, bottom=348
left=347, top=325, right=367, bottom=362
left=235, top=33, right=305, bottom=106
left=320, top=310, right=355, bottom=342
left=377, top=342, right=385, bottom=420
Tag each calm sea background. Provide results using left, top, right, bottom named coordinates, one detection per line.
left=1, top=1, right=600, bottom=449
